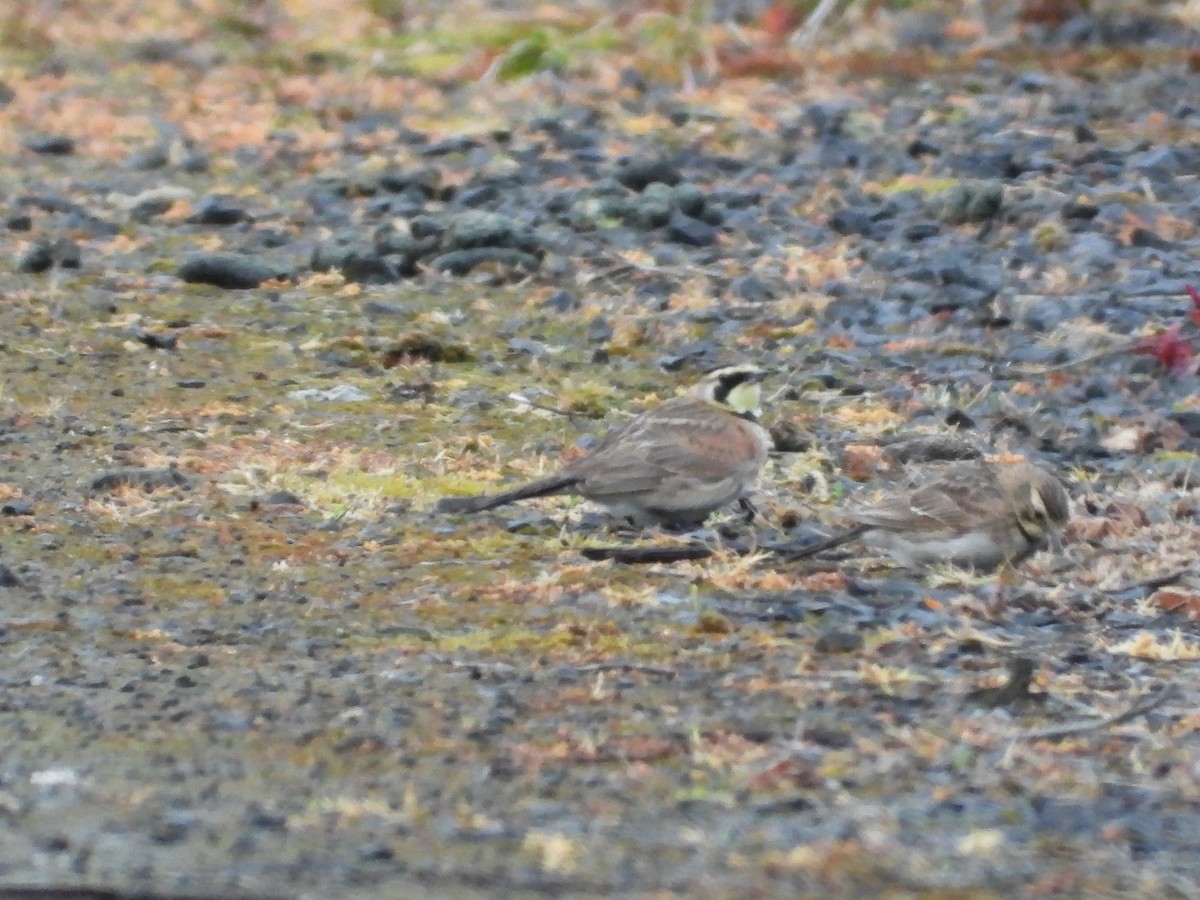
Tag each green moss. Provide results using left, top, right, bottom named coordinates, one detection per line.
left=1032, top=222, right=1069, bottom=253
left=873, top=176, right=960, bottom=197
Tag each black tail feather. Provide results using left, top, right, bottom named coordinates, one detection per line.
left=435, top=474, right=579, bottom=515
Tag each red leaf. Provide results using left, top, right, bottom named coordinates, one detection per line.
left=761, top=3, right=802, bottom=40
left=1133, top=321, right=1196, bottom=374
left=1187, top=283, right=1200, bottom=325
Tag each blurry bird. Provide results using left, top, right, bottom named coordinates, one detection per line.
left=436, top=364, right=774, bottom=528
left=786, top=459, right=1070, bottom=570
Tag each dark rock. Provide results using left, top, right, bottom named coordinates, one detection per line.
left=420, top=135, right=483, bottom=157
left=24, top=134, right=74, bottom=155
left=710, top=189, right=761, bottom=209
left=360, top=300, right=405, bottom=319
left=666, top=210, right=718, bottom=246
left=627, top=195, right=673, bottom=229
left=945, top=409, right=975, bottom=430
left=52, top=238, right=81, bottom=268
left=1128, top=228, right=1175, bottom=251
left=90, top=467, right=189, bottom=493
left=387, top=382, right=435, bottom=404
left=671, top=183, right=706, bottom=218
left=1062, top=198, right=1099, bottom=220
left=443, top=210, right=526, bottom=251
left=1015, top=72, right=1050, bottom=93
left=0, top=498, right=34, bottom=516
left=312, top=242, right=403, bottom=284
left=374, top=226, right=438, bottom=262
left=814, top=628, right=864, bottom=654
left=586, top=316, right=614, bottom=344
left=125, top=145, right=170, bottom=170
left=177, top=253, right=282, bottom=289
left=16, top=241, right=53, bottom=273
left=6, top=213, right=32, bottom=231
left=903, top=222, right=940, bottom=241
left=261, top=490, right=304, bottom=506
left=189, top=195, right=247, bottom=226
left=137, top=331, right=178, bottom=351
left=409, top=215, right=445, bottom=241
left=130, top=195, right=176, bottom=222
left=615, top=157, right=681, bottom=192
left=150, top=817, right=193, bottom=845
left=804, top=103, right=849, bottom=137
left=178, top=149, right=210, bottom=173
left=948, top=150, right=1026, bottom=180
left=730, top=275, right=775, bottom=303
left=907, top=138, right=941, bottom=158
left=456, top=184, right=499, bottom=207
left=830, top=205, right=892, bottom=240
left=544, top=290, right=579, bottom=312
left=0, top=564, right=18, bottom=587
left=428, top=248, right=540, bottom=276
left=378, top=167, right=441, bottom=197
left=243, top=804, right=288, bottom=831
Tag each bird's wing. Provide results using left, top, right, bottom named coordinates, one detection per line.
left=851, top=462, right=1004, bottom=533
left=567, top=400, right=762, bottom=499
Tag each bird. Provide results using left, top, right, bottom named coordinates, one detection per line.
left=435, top=363, right=774, bottom=528
left=785, top=459, right=1070, bottom=571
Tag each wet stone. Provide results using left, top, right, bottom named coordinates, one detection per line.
left=188, top=195, right=247, bottom=226
left=177, top=253, right=282, bottom=289
left=614, top=157, right=681, bottom=192
left=24, top=134, right=75, bottom=155
left=16, top=241, right=53, bottom=274
left=665, top=210, right=717, bottom=246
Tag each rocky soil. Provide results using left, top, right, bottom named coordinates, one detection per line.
left=1, top=1, right=1200, bottom=897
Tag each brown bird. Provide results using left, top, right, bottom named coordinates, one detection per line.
left=435, top=364, right=773, bottom=528
left=787, top=459, right=1070, bottom=570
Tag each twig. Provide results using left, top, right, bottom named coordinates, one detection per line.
left=576, top=662, right=677, bottom=678
left=1013, top=683, right=1177, bottom=742
left=1103, top=567, right=1197, bottom=595
left=509, top=393, right=587, bottom=422
left=1006, top=340, right=1140, bottom=377
left=790, top=0, right=844, bottom=47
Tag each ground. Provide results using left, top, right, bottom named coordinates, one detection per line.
left=1, top=1, right=1200, bottom=897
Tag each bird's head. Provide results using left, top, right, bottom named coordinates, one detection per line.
left=691, top=363, right=770, bottom=420
left=1004, top=463, right=1071, bottom=540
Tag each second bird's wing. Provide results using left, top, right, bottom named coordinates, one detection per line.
left=850, top=462, right=1006, bottom=534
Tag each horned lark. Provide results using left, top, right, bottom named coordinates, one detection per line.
left=435, top=364, right=773, bottom=528
left=788, top=459, right=1069, bottom=570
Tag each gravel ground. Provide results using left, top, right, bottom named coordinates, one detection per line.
left=1, top=2, right=1200, bottom=898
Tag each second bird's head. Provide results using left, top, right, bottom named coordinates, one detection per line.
left=691, top=363, right=770, bottom=421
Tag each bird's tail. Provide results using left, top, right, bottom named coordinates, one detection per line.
left=435, top=473, right=579, bottom=515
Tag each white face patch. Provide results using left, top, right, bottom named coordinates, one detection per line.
left=1029, top=487, right=1049, bottom=519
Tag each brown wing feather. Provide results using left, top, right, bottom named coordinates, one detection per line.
left=850, top=461, right=1004, bottom=533
left=564, top=398, right=764, bottom=500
